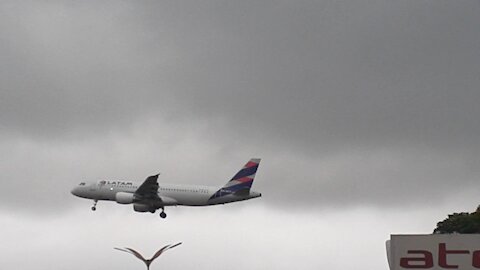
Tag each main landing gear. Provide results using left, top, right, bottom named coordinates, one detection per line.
left=159, top=209, right=167, bottom=219
left=91, top=200, right=98, bottom=211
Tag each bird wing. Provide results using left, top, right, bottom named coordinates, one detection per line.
left=150, top=245, right=171, bottom=261
left=114, top=247, right=132, bottom=254
left=121, top=247, right=148, bottom=262
left=150, top=242, right=182, bottom=261
left=169, top=242, right=183, bottom=249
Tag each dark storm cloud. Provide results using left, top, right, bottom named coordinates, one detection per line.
left=149, top=0, right=480, bottom=152
left=0, top=1, right=175, bottom=136
left=1, top=0, right=479, bottom=211
left=2, top=1, right=479, bottom=147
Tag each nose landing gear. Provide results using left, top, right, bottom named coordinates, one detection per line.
left=91, top=200, right=98, bottom=211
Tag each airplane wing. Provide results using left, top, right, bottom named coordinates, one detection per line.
left=134, top=174, right=161, bottom=201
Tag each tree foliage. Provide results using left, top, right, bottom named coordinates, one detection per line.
left=434, top=207, right=480, bottom=234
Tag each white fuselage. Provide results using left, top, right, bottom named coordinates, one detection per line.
left=71, top=181, right=261, bottom=207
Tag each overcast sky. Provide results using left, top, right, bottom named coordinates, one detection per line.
left=1, top=1, right=479, bottom=269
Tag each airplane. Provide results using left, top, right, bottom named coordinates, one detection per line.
left=71, top=158, right=262, bottom=218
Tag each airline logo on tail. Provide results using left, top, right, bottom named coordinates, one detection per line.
left=210, top=158, right=261, bottom=199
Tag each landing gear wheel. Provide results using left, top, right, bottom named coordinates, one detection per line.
left=159, top=212, right=167, bottom=219
left=91, top=200, right=98, bottom=211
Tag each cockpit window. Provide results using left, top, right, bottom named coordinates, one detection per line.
left=79, top=182, right=86, bottom=186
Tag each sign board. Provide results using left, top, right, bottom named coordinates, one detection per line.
left=387, top=234, right=480, bottom=270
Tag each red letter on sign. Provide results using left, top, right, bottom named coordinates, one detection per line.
left=472, top=250, right=480, bottom=268
left=438, top=243, right=470, bottom=269
left=400, top=251, right=434, bottom=268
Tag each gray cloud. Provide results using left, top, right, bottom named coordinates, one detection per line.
left=2, top=1, right=479, bottom=147
left=1, top=0, right=479, bottom=212
left=2, top=2, right=480, bottom=270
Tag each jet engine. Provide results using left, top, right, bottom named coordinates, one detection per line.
left=133, top=203, right=155, bottom=213
left=115, top=192, right=135, bottom=204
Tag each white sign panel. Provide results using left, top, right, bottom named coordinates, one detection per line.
left=387, top=234, right=480, bottom=270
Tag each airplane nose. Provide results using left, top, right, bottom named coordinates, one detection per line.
left=71, top=187, right=79, bottom=196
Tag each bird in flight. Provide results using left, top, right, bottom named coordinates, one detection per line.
left=114, top=243, right=182, bottom=270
